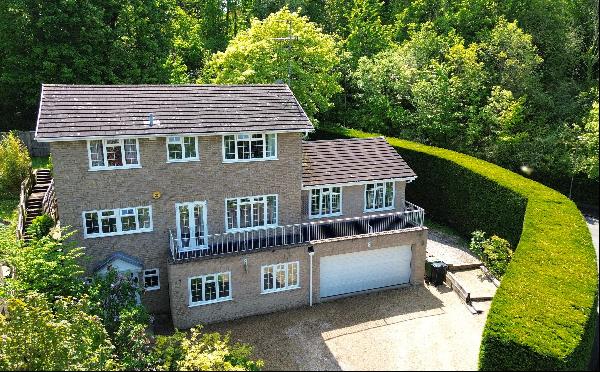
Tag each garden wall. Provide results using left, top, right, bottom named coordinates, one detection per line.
left=317, top=127, right=598, bottom=370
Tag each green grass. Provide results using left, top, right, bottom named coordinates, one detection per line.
left=0, top=197, right=18, bottom=223
left=32, top=156, right=51, bottom=170
left=318, top=125, right=598, bottom=370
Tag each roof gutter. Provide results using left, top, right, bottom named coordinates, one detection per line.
left=301, top=176, right=418, bottom=190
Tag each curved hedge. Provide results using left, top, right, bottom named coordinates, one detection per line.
left=317, top=127, right=598, bottom=370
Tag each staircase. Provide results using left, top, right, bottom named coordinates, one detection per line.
left=22, top=169, right=52, bottom=241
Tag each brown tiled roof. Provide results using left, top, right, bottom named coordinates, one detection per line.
left=302, top=137, right=417, bottom=187
left=35, top=84, right=313, bottom=141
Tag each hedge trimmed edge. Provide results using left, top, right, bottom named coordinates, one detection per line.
left=317, top=126, right=598, bottom=370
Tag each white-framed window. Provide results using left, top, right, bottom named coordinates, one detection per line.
left=143, top=269, right=160, bottom=291
left=189, top=272, right=231, bottom=306
left=166, top=136, right=199, bottom=162
left=175, top=201, right=208, bottom=251
left=83, top=205, right=152, bottom=238
left=222, top=133, right=277, bottom=162
left=225, top=195, right=277, bottom=231
left=309, top=187, right=342, bottom=218
left=87, top=138, right=140, bottom=170
left=261, top=261, right=299, bottom=293
left=365, top=181, right=395, bottom=211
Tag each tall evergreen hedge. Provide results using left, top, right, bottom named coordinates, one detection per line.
left=316, top=127, right=598, bottom=370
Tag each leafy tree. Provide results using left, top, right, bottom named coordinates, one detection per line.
left=0, top=132, right=31, bottom=194
left=7, top=229, right=85, bottom=300
left=177, top=326, right=264, bottom=371
left=0, top=293, right=117, bottom=371
left=203, top=8, right=342, bottom=121
left=573, top=97, right=599, bottom=180
left=345, top=0, right=392, bottom=66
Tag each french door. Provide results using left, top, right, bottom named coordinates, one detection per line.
left=175, top=201, right=207, bottom=251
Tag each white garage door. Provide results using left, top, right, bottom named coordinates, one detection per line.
left=319, top=245, right=412, bottom=298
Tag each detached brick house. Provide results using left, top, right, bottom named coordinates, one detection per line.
left=35, top=84, right=427, bottom=328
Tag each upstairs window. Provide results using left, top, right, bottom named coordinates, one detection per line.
left=365, top=181, right=395, bottom=211
left=309, top=187, right=342, bottom=218
left=83, top=205, right=152, bottom=238
left=88, top=139, right=140, bottom=170
left=223, top=133, right=277, bottom=162
left=167, top=136, right=198, bottom=162
left=225, top=195, right=277, bottom=231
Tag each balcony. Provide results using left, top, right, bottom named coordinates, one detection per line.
left=169, top=201, right=425, bottom=262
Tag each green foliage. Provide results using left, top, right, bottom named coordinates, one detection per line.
left=148, top=331, right=187, bottom=371
left=177, top=326, right=264, bottom=371
left=0, top=293, right=117, bottom=371
left=319, top=126, right=598, bottom=370
left=7, top=229, right=85, bottom=299
left=203, top=8, right=342, bottom=122
left=25, top=214, right=54, bottom=240
left=0, top=132, right=31, bottom=194
left=469, top=231, right=513, bottom=278
left=345, top=0, right=392, bottom=66
left=31, top=156, right=52, bottom=171
left=573, top=96, right=599, bottom=180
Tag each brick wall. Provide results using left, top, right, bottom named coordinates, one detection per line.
left=50, top=132, right=304, bottom=313
left=168, top=228, right=427, bottom=328
left=301, top=181, right=407, bottom=221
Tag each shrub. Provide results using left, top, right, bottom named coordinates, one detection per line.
left=0, top=132, right=31, bottom=194
left=177, top=326, right=264, bottom=371
left=7, top=228, right=85, bottom=299
left=469, top=231, right=513, bottom=278
left=0, top=293, right=117, bottom=371
left=25, top=214, right=54, bottom=240
left=317, top=126, right=598, bottom=370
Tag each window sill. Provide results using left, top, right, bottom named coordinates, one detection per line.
left=261, top=286, right=301, bottom=295
left=189, top=297, right=232, bottom=307
left=225, top=224, right=279, bottom=233
left=222, top=157, right=278, bottom=164
left=144, top=286, right=160, bottom=292
left=84, top=228, right=153, bottom=239
left=364, top=206, right=395, bottom=213
left=309, top=213, right=342, bottom=219
left=88, top=165, right=142, bottom=171
left=166, top=158, right=200, bottom=163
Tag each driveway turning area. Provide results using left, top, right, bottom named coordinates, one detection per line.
left=204, top=284, right=490, bottom=370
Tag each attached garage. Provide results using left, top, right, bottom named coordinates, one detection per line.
left=319, top=245, right=412, bottom=298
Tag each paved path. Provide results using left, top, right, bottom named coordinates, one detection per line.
left=426, top=228, right=481, bottom=268
left=205, top=285, right=490, bottom=371
left=585, top=215, right=598, bottom=263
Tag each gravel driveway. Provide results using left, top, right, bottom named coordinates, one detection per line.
left=204, top=284, right=490, bottom=370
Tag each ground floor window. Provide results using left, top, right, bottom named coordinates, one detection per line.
left=143, top=269, right=160, bottom=291
left=261, top=262, right=299, bottom=293
left=189, top=272, right=231, bottom=306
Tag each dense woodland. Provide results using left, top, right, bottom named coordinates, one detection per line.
left=0, top=0, right=598, bottom=201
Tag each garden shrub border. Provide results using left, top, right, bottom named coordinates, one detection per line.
left=317, top=126, right=598, bottom=370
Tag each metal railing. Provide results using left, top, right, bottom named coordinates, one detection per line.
left=169, top=201, right=425, bottom=262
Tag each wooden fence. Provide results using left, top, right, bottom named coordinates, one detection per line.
left=16, top=169, right=34, bottom=240
left=0, top=130, right=50, bottom=157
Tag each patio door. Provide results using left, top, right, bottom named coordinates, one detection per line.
left=175, top=201, right=207, bottom=251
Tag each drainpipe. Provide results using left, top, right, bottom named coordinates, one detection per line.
left=308, top=246, right=315, bottom=306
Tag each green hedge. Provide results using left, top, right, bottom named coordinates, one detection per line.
left=316, top=126, right=598, bottom=370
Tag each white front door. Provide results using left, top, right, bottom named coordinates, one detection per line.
left=319, top=245, right=412, bottom=298
left=175, top=201, right=207, bottom=251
